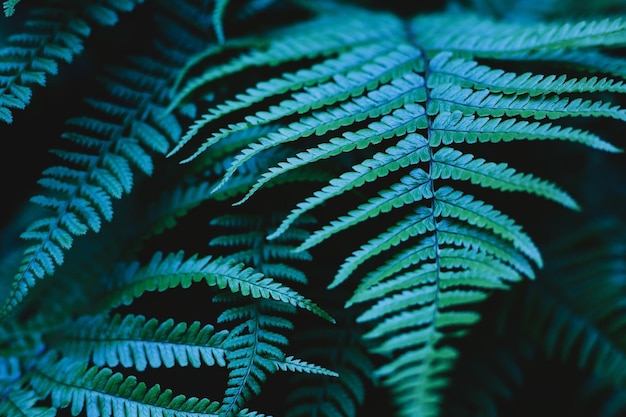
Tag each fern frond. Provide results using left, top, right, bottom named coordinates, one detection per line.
left=430, top=111, right=621, bottom=152
left=168, top=3, right=626, bottom=415
left=168, top=41, right=402, bottom=156
left=2, top=0, right=19, bottom=17
left=0, top=0, right=217, bottom=318
left=434, top=187, right=541, bottom=265
left=0, top=0, right=142, bottom=123
left=3, top=114, right=180, bottom=318
left=208, top=208, right=336, bottom=416
left=0, top=387, right=55, bottom=417
left=429, top=52, right=626, bottom=96
left=275, top=356, right=338, bottom=377
left=217, top=299, right=289, bottom=417
left=31, top=352, right=225, bottom=417
left=168, top=5, right=405, bottom=115
left=58, top=313, right=229, bottom=371
left=430, top=84, right=626, bottom=121
left=412, top=13, right=626, bottom=55
left=431, top=147, right=579, bottom=209
left=218, top=72, right=427, bottom=199
left=268, top=132, right=430, bottom=240
left=102, top=251, right=333, bottom=322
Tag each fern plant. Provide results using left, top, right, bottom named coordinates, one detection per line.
left=1, top=0, right=625, bottom=416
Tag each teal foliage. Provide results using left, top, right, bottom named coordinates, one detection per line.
left=0, top=0, right=625, bottom=416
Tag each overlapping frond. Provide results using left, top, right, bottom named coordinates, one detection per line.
left=210, top=213, right=314, bottom=278
left=411, top=12, right=626, bottom=55
left=100, top=250, right=332, bottom=322
left=31, top=352, right=226, bottom=417
left=0, top=0, right=220, bottom=319
left=217, top=299, right=293, bottom=417
left=58, top=313, right=229, bottom=371
left=0, top=0, right=143, bottom=123
left=167, top=3, right=626, bottom=416
left=209, top=210, right=336, bottom=416
left=0, top=387, right=56, bottom=417
left=286, top=302, right=375, bottom=417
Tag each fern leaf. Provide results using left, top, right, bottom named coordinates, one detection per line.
left=430, top=84, right=626, bottom=121
left=274, top=356, right=338, bottom=376
left=333, top=206, right=435, bottom=290
left=429, top=52, right=626, bottom=96
left=432, top=147, right=579, bottom=209
left=434, top=187, right=542, bottom=266
left=2, top=0, right=19, bottom=17
left=430, top=110, right=621, bottom=152
left=168, top=6, right=405, bottom=114
left=217, top=299, right=288, bottom=417
left=1, top=4, right=200, bottom=318
left=0, top=388, right=55, bottom=417
left=208, top=209, right=337, bottom=416
left=412, top=13, right=626, bottom=55
left=268, top=131, right=429, bottom=241
left=58, top=314, right=229, bottom=371
left=168, top=4, right=626, bottom=415
left=31, top=353, right=224, bottom=417
left=219, top=71, right=427, bottom=199
left=0, top=0, right=142, bottom=123
left=102, top=251, right=333, bottom=322
left=298, top=167, right=433, bottom=253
